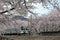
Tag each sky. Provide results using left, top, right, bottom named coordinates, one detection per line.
left=31, top=3, right=53, bottom=16
left=27, top=0, right=60, bottom=18
left=27, top=2, right=53, bottom=17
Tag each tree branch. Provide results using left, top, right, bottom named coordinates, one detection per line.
left=0, top=7, right=15, bottom=14
left=23, top=0, right=37, bottom=16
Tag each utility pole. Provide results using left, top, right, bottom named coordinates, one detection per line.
left=28, top=14, right=33, bottom=34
